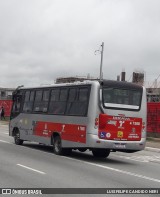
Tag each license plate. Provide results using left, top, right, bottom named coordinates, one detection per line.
left=114, top=143, right=126, bottom=148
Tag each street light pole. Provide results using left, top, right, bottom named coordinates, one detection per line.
left=99, top=42, right=104, bottom=81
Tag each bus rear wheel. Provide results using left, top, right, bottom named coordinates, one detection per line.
left=92, top=149, right=110, bottom=158
left=53, top=136, right=72, bottom=156
left=78, top=148, right=87, bottom=152
left=14, top=129, right=23, bottom=145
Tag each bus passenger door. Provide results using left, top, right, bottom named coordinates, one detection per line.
left=10, top=91, right=23, bottom=120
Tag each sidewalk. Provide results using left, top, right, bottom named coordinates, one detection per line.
left=146, top=141, right=160, bottom=149
left=0, top=120, right=9, bottom=125
left=146, top=136, right=160, bottom=147
left=146, top=138, right=160, bottom=152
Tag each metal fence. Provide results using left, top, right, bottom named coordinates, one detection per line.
left=147, top=103, right=160, bottom=135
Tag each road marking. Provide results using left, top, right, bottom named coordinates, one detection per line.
left=0, top=140, right=12, bottom=144
left=0, top=131, right=9, bottom=134
left=62, top=156, right=160, bottom=183
left=0, top=124, right=9, bottom=129
left=112, top=155, right=160, bottom=163
left=112, top=155, right=149, bottom=162
left=17, top=164, right=46, bottom=175
left=3, top=132, right=9, bottom=135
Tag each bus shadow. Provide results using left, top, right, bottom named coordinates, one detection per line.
left=22, top=142, right=134, bottom=166
left=69, top=151, right=134, bottom=165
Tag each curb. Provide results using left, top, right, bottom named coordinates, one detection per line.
left=0, top=121, right=9, bottom=125
left=145, top=147, right=160, bottom=153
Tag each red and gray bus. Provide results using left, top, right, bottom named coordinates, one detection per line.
left=9, top=80, right=147, bottom=158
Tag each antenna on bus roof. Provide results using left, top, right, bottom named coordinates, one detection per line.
left=95, top=42, right=104, bottom=81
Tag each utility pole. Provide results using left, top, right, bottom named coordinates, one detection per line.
left=95, top=42, right=104, bottom=81
left=99, top=42, right=104, bottom=81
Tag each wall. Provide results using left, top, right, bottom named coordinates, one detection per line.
left=147, top=102, right=160, bottom=137
left=0, top=100, right=13, bottom=117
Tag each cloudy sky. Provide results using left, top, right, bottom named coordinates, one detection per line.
left=0, top=0, right=160, bottom=88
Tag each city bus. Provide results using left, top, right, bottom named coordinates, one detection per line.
left=9, top=79, right=147, bottom=158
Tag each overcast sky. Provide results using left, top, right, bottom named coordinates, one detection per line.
left=0, top=0, right=160, bottom=88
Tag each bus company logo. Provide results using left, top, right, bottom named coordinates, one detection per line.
left=117, top=131, right=123, bottom=138
left=2, top=189, right=11, bottom=195
left=107, top=120, right=117, bottom=126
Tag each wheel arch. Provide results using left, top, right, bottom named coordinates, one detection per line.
left=51, top=132, right=61, bottom=145
left=12, top=127, right=19, bottom=137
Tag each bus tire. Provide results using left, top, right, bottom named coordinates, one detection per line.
left=92, top=149, right=110, bottom=158
left=78, top=148, right=87, bottom=152
left=53, top=136, right=72, bottom=156
left=14, top=129, right=23, bottom=145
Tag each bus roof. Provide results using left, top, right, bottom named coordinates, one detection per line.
left=16, top=79, right=143, bottom=91
left=102, top=80, right=143, bottom=90
left=18, top=80, right=99, bottom=90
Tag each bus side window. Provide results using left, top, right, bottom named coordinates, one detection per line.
left=12, top=96, right=22, bottom=113
left=48, top=88, right=67, bottom=114
left=42, top=90, right=50, bottom=112
left=66, top=88, right=77, bottom=115
left=11, top=91, right=23, bottom=118
left=29, top=91, right=35, bottom=110
left=77, top=88, right=89, bottom=115
left=23, top=91, right=35, bottom=112
left=33, top=90, right=43, bottom=112
left=66, top=87, right=89, bottom=116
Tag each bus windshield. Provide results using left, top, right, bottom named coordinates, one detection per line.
left=102, top=87, right=142, bottom=110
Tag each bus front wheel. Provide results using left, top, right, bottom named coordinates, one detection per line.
left=14, top=129, right=23, bottom=145
left=92, top=149, right=110, bottom=158
left=53, top=136, right=72, bottom=156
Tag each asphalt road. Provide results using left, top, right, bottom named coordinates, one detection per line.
left=0, top=122, right=160, bottom=197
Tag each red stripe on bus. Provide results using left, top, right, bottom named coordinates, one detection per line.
left=33, top=121, right=86, bottom=143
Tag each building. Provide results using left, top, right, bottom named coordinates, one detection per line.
left=146, top=87, right=160, bottom=102
left=0, top=87, right=15, bottom=117
left=0, top=87, right=15, bottom=100
left=55, top=76, right=98, bottom=84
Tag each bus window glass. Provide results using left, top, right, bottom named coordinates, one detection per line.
left=30, top=91, right=35, bottom=101
left=49, top=89, right=66, bottom=114
left=132, top=91, right=141, bottom=106
left=66, top=87, right=89, bottom=116
left=35, top=90, right=42, bottom=101
left=33, top=90, right=43, bottom=112
left=24, top=91, right=30, bottom=101
left=12, top=96, right=22, bottom=113
left=60, top=89, right=68, bottom=101
left=42, top=90, right=50, bottom=112
left=23, top=91, right=33, bottom=112
left=79, top=88, right=88, bottom=101
left=28, top=91, right=35, bottom=112
left=50, top=89, right=59, bottom=101
left=103, top=87, right=142, bottom=110
left=68, top=88, right=77, bottom=102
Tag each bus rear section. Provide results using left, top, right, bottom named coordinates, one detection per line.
left=88, top=80, right=146, bottom=155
